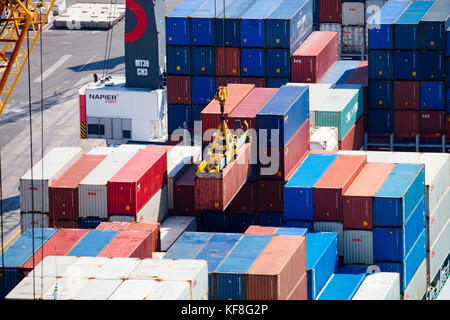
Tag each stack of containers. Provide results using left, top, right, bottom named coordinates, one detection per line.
left=19, top=147, right=83, bottom=232
left=341, top=1, right=366, bottom=58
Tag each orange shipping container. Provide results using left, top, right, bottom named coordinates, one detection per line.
left=97, top=230, right=152, bottom=258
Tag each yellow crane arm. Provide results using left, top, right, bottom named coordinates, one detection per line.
left=0, top=0, right=56, bottom=116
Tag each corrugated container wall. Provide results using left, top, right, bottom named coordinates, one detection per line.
left=352, top=272, right=400, bottom=300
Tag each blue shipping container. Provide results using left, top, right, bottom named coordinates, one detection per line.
left=67, top=230, right=119, bottom=257
left=394, top=1, right=436, bottom=50
left=284, top=220, right=314, bottom=230
left=373, top=195, right=426, bottom=262
left=420, top=81, right=445, bottom=110
left=201, top=210, right=229, bottom=232
left=306, top=232, right=339, bottom=300
left=419, top=51, right=445, bottom=81
left=320, top=60, right=361, bottom=85
left=240, top=0, right=285, bottom=47
left=373, top=163, right=425, bottom=227
left=266, top=0, right=313, bottom=54
left=167, top=46, right=191, bottom=75
left=213, top=234, right=273, bottom=300
left=164, top=232, right=214, bottom=259
left=266, top=49, right=290, bottom=78
left=368, top=80, right=394, bottom=109
left=166, top=0, right=210, bottom=46
left=393, top=51, right=421, bottom=81
left=419, top=0, right=450, bottom=50
left=316, top=271, right=366, bottom=300
left=168, top=104, right=192, bottom=134
left=447, top=57, right=450, bottom=87
left=368, top=50, right=393, bottom=80
left=228, top=214, right=258, bottom=233
left=447, top=27, right=450, bottom=56
left=78, top=217, right=104, bottom=229
left=447, top=88, right=450, bottom=113
left=368, top=109, right=393, bottom=134
left=284, top=153, right=338, bottom=221
left=191, top=47, right=215, bottom=76
left=192, top=76, right=216, bottom=105
left=258, top=212, right=283, bottom=227
left=241, top=48, right=265, bottom=77
left=266, top=77, right=289, bottom=88
left=313, top=0, right=319, bottom=23
left=273, top=227, right=308, bottom=236
left=192, top=104, right=207, bottom=123
left=256, top=84, right=309, bottom=147
left=367, top=0, right=412, bottom=50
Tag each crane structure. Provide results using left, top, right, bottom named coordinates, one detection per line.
left=0, top=0, right=55, bottom=116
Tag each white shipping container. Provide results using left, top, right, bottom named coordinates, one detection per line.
left=43, top=276, right=91, bottom=300
left=352, top=272, right=400, bottom=300
left=20, top=147, right=83, bottom=213
left=160, top=216, right=197, bottom=252
left=427, top=187, right=449, bottom=251
left=74, top=278, right=123, bottom=300
left=152, top=252, right=167, bottom=259
left=108, top=279, right=158, bottom=300
left=342, top=26, right=365, bottom=52
left=20, top=213, right=49, bottom=233
left=131, top=117, right=168, bottom=142
left=30, top=256, right=78, bottom=278
left=134, top=184, right=168, bottom=223
left=314, top=221, right=344, bottom=256
left=78, top=150, right=138, bottom=218
left=429, top=220, right=450, bottom=283
left=403, top=258, right=428, bottom=300
left=310, top=126, right=338, bottom=151
left=342, top=2, right=365, bottom=26
left=144, top=280, right=191, bottom=300
left=5, top=275, right=56, bottom=300
left=86, top=146, right=117, bottom=155
left=128, top=258, right=208, bottom=300
left=344, top=230, right=373, bottom=265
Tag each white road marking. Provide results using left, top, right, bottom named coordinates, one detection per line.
left=33, top=54, right=72, bottom=83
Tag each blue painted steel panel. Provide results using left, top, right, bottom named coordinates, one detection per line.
left=78, top=217, right=104, bottom=229
left=316, top=270, right=366, bottom=300
left=256, top=85, right=309, bottom=147
left=266, top=77, right=289, bottom=88
left=192, top=104, right=207, bottom=123
left=191, top=47, right=215, bottom=76
left=164, top=232, right=214, bottom=259
left=192, top=77, right=216, bottom=105
left=67, top=230, right=119, bottom=257
left=167, top=46, right=191, bottom=75
left=377, top=229, right=426, bottom=292
left=393, top=51, right=420, bottom=81
left=313, top=0, right=319, bottom=23
left=420, top=51, right=445, bottom=81
left=320, top=60, right=360, bottom=85
left=368, top=109, right=393, bottom=134
left=229, top=214, right=258, bottom=233
left=215, top=0, right=259, bottom=47
left=166, top=0, right=210, bottom=45
left=373, top=163, right=425, bottom=227
left=240, top=0, right=284, bottom=47
left=168, top=104, right=192, bottom=134
left=284, top=154, right=337, bottom=221
left=214, top=234, right=273, bottom=300
left=266, top=0, right=313, bottom=54
left=367, top=0, right=412, bottom=49
left=266, top=49, right=290, bottom=78
left=284, top=220, right=313, bottom=230
left=259, top=212, right=283, bottom=227
left=394, top=1, right=436, bottom=50
left=368, top=50, right=393, bottom=79
left=373, top=195, right=426, bottom=261
left=368, top=80, right=394, bottom=109
left=419, top=0, right=450, bottom=50
left=306, top=232, right=339, bottom=300
left=274, top=227, right=308, bottom=236
left=447, top=57, right=450, bottom=87
left=447, top=88, right=450, bottom=113
left=420, top=81, right=445, bottom=110
left=447, top=27, right=450, bottom=56
left=241, top=48, right=265, bottom=77
left=0, top=268, right=21, bottom=299
left=201, top=210, right=229, bottom=232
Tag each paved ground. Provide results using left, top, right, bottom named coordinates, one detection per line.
left=0, top=0, right=182, bottom=252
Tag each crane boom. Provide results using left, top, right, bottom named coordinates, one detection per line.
left=0, top=0, right=56, bottom=116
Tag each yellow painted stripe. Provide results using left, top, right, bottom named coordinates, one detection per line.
left=1, top=229, right=21, bottom=252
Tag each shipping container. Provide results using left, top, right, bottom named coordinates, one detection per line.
left=420, top=110, right=446, bottom=137
left=229, top=214, right=258, bottom=233
left=245, top=225, right=278, bottom=235
left=67, top=230, right=118, bottom=257
left=239, top=77, right=266, bottom=87
left=419, top=0, right=450, bottom=50
left=403, top=258, right=427, bottom=300
left=201, top=210, right=229, bottom=232
left=78, top=217, right=105, bottom=229
left=313, top=221, right=344, bottom=257
left=291, top=31, right=338, bottom=83
left=173, top=165, right=196, bottom=215
left=266, top=48, right=291, bottom=78
left=342, top=2, right=364, bottom=26
left=394, top=110, right=420, bottom=137
left=164, top=232, right=214, bottom=259
left=229, top=182, right=257, bottom=214
left=352, top=272, right=401, bottom=300
left=310, top=126, right=338, bottom=151
left=266, top=78, right=289, bottom=88
left=167, top=75, right=191, bottom=105
left=284, top=220, right=314, bottom=230
left=134, top=184, right=169, bottom=224
left=393, top=51, right=420, bottom=81
left=284, top=153, right=337, bottom=221
left=160, top=216, right=197, bottom=251
left=245, top=225, right=308, bottom=236
left=49, top=220, right=79, bottom=229
left=338, top=114, right=364, bottom=150
left=368, top=109, right=393, bottom=135
left=20, top=147, right=83, bottom=213
left=316, top=269, right=366, bottom=300
left=420, top=51, right=445, bottom=81
left=343, top=163, right=394, bottom=230
left=319, top=0, right=342, bottom=23
left=192, top=76, right=216, bottom=105
left=373, top=163, right=425, bottom=227
left=428, top=187, right=449, bottom=251
left=257, top=180, right=284, bottom=212
left=240, top=48, right=265, bottom=77
left=215, top=47, right=240, bottom=76
left=319, top=23, right=342, bottom=53
left=215, top=76, right=241, bottom=88
left=368, top=80, right=393, bottom=109
left=368, top=50, right=393, bottom=80
left=394, top=1, right=436, bottom=50
left=342, top=26, right=365, bottom=53
left=259, top=212, right=283, bottom=227
left=168, top=104, right=192, bottom=133
left=313, top=155, right=367, bottom=222
left=320, top=60, right=360, bottom=84
left=167, top=46, right=190, bottom=75
left=367, top=0, right=412, bottom=50
left=97, top=230, right=152, bottom=258
left=20, top=213, right=49, bottom=233
left=86, top=147, right=116, bottom=155
left=343, top=230, right=373, bottom=265
left=394, top=81, right=420, bottom=110
left=429, top=220, right=450, bottom=282
left=256, top=84, right=309, bottom=147
left=240, top=0, right=285, bottom=47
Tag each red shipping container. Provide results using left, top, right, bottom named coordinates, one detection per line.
left=96, top=221, right=132, bottom=231
left=339, top=115, right=365, bottom=150
left=200, top=84, right=255, bottom=145
left=394, top=81, right=420, bottom=110
left=313, top=155, right=367, bottom=222
left=246, top=235, right=307, bottom=300
left=287, top=272, right=308, bottom=300
left=291, top=31, right=338, bottom=83
left=21, top=228, right=89, bottom=277
left=229, top=182, right=258, bottom=214
left=49, top=154, right=107, bottom=221
left=215, top=77, right=240, bottom=88
left=240, top=77, right=266, bottom=87
left=257, top=179, right=284, bottom=212
left=79, top=87, right=86, bottom=123
left=228, top=88, right=278, bottom=131
left=49, top=220, right=79, bottom=229
left=342, top=163, right=395, bottom=230
left=394, top=110, right=420, bottom=137
left=258, top=119, right=310, bottom=181
left=173, top=165, right=197, bottom=215
left=319, top=0, right=342, bottom=23
left=97, top=230, right=152, bottom=258
left=420, top=111, right=446, bottom=138
left=166, top=75, right=191, bottom=105
left=216, top=47, right=240, bottom=76
left=107, top=148, right=167, bottom=215
left=195, top=142, right=251, bottom=211
left=245, top=225, right=278, bottom=235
